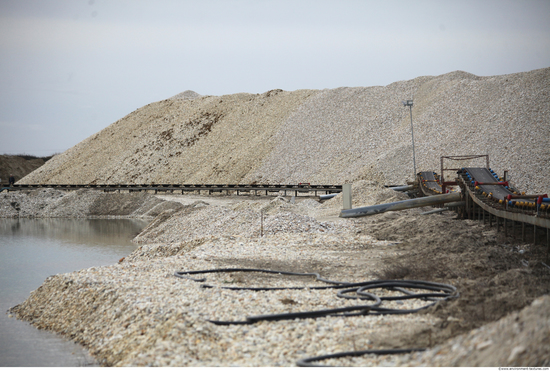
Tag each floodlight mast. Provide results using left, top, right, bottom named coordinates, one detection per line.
left=402, top=100, right=416, bottom=178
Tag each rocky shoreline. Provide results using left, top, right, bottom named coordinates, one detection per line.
left=5, top=184, right=550, bottom=366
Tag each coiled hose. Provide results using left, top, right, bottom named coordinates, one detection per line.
left=174, top=268, right=458, bottom=366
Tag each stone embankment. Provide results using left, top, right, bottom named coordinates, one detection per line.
left=20, top=68, right=550, bottom=194
left=7, top=181, right=550, bottom=366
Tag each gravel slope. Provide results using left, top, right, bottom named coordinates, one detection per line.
left=20, top=68, right=550, bottom=193
left=9, top=185, right=550, bottom=366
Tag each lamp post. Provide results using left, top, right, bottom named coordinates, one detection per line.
left=402, top=99, right=416, bottom=178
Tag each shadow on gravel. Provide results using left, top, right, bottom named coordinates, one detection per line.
left=360, top=209, right=550, bottom=348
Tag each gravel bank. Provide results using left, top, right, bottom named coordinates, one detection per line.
left=8, top=182, right=550, bottom=366
left=10, top=224, right=550, bottom=367
left=20, top=68, right=550, bottom=194
left=10, top=232, right=441, bottom=367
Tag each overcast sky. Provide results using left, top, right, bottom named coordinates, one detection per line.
left=1, top=0, right=549, bottom=156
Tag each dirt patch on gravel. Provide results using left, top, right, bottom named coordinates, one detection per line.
left=353, top=208, right=550, bottom=350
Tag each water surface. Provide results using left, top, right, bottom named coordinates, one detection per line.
left=0, top=218, right=148, bottom=367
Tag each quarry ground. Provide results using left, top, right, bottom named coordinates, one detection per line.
left=5, top=189, right=550, bottom=366
left=161, top=192, right=550, bottom=359
left=5, top=68, right=550, bottom=365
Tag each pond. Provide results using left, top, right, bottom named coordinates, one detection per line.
left=0, top=218, right=148, bottom=367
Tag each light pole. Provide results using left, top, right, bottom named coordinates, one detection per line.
left=402, top=100, right=416, bottom=178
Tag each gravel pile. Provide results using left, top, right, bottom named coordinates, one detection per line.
left=404, top=295, right=550, bottom=367
left=133, top=196, right=355, bottom=245
left=20, top=68, right=549, bottom=193
left=318, top=180, right=410, bottom=215
left=0, top=188, right=66, bottom=217
left=170, top=90, right=202, bottom=100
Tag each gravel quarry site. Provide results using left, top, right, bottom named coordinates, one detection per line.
left=2, top=68, right=550, bottom=366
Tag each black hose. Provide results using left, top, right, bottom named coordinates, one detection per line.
left=296, top=348, right=426, bottom=367
left=173, top=268, right=458, bottom=366
left=174, top=267, right=348, bottom=285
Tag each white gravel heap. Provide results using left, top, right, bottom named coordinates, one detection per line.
left=0, top=188, right=67, bottom=218
left=20, top=68, right=550, bottom=194
left=170, top=90, right=202, bottom=100
left=134, top=196, right=355, bottom=245
left=12, top=226, right=549, bottom=366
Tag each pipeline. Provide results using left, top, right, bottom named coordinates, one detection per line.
left=340, top=192, right=462, bottom=218
left=388, top=185, right=415, bottom=192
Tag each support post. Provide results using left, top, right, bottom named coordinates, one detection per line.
left=342, top=184, right=352, bottom=210
left=260, top=210, right=264, bottom=237
left=466, top=194, right=470, bottom=219
left=504, top=218, right=507, bottom=237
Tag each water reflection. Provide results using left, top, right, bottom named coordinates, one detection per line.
left=0, top=218, right=148, bottom=367
left=1, top=218, right=144, bottom=246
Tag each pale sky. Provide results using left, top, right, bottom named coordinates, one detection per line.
left=1, top=0, right=549, bottom=156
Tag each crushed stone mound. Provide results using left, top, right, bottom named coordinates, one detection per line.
left=0, top=188, right=65, bottom=217
left=169, top=90, right=202, bottom=100
left=133, top=201, right=354, bottom=245
left=0, top=189, right=184, bottom=218
left=19, top=68, right=550, bottom=194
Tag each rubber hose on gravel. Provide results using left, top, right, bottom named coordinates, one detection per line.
left=174, top=268, right=458, bottom=366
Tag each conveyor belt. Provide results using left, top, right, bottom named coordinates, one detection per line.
left=462, top=168, right=549, bottom=211
left=0, top=183, right=342, bottom=197
left=464, top=167, right=512, bottom=199
left=419, top=171, right=443, bottom=194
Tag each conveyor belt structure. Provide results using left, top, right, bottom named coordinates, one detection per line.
left=416, top=167, right=549, bottom=250
left=430, top=167, right=549, bottom=251
left=419, top=171, right=444, bottom=195
left=459, top=167, right=549, bottom=222
left=0, top=183, right=342, bottom=197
